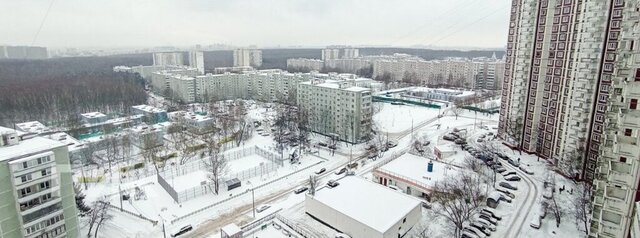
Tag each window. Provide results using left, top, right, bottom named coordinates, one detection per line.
left=631, top=99, right=638, bottom=110
left=21, top=174, right=32, bottom=183
left=625, top=128, right=633, bottom=136
left=620, top=157, right=627, bottom=163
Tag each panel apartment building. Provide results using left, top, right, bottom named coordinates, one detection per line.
left=233, top=49, right=262, bottom=68
left=297, top=79, right=373, bottom=143
left=497, top=0, right=640, bottom=237
left=0, top=127, right=79, bottom=238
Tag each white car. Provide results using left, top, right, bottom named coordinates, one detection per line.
left=256, top=204, right=271, bottom=213
left=335, top=233, right=351, bottom=238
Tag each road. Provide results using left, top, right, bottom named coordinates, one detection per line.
left=186, top=105, right=451, bottom=237
left=467, top=131, right=539, bottom=237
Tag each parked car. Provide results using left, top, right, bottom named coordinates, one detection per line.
left=443, top=134, right=456, bottom=141
left=469, top=224, right=492, bottom=236
left=256, top=205, right=271, bottom=213
left=335, top=167, right=348, bottom=175
left=328, top=144, right=337, bottom=150
left=171, top=225, right=193, bottom=237
left=476, top=138, right=484, bottom=143
left=461, top=231, right=478, bottom=238
left=335, top=233, right=351, bottom=238
left=455, top=138, right=467, bottom=145
left=387, top=140, right=398, bottom=148
left=477, top=214, right=498, bottom=225
left=496, top=188, right=516, bottom=199
left=318, top=142, right=328, bottom=147
left=315, top=168, right=326, bottom=174
left=495, top=152, right=508, bottom=160
left=495, top=167, right=507, bottom=173
left=463, top=227, right=487, bottom=238
left=421, top=202, right=432, bottom=209
left=294, top=187, right=309, bottom=194
left=327, top=180, right=340, bottom=188
left=499, top=194, right=513, bottom=203
left=474, top=220, right=497, bottom=232
left=499, top=182, right=518, bottom=190
left=507, top=158, right=520, bottom=167
left=481, top=209, right=502, bottom=220
left=500, top=171, right=516, bottom=177
left=519, top=165, right=534, bottom=175
left=530, top=216, right=541, bottom=229
left=504, top=175, right=522, bottom=182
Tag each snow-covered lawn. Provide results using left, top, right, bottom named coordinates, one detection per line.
left=373, top=102, right=441, bottom=133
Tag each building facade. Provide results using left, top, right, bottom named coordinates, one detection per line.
left=297, top=79, right=373, bottom=143
left=189, top=50, right=205, bottom=74
left=233, top=49, right=262, bottom=68
left=321, top=47, right=359, bottom=60
left=0, top=127, right=79, bottom=238
left=497, top=0, right=640, bottom=237
left=286, top=58, right=324, bottom=72
left=152, top=52, right=184, bottom=66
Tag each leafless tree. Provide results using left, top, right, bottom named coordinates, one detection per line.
left=414, top=220, right=434, bottom=238
left=141, top=135, right=163, bottom=173
left=573, top=182, right=592, bottom=234
left=431, top=173, right=487, bottom=237
left=87, top=197, right=112, bottom=238
left=463, top=155, right=483, bottom=173
left=308, top=175, right=319, bottom=196
left=506, top=116, right=524, bottom=154
left=203, top=148, right=228, bottom=194
left=452, top=101, right=464, bottom=120
left=558, top=147, right=585, bottom=180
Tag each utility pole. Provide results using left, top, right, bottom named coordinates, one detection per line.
left=251, top=188, right=256, bottom=218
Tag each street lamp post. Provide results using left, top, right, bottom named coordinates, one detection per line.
left=248, top=181, right=256, bottom=218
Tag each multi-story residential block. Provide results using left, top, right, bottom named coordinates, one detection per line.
left=152, top=52, right=184, bottom=66
left=297, top=79, right=373, bottom=143
left=0, top=127, right=79, bottom=238
left=497, top=0, right=640, bottom=237
left=188, top=50, right=205, bottom=74
left=233, top=49, right=262, bottom=68
left=321, top=47, right=359, bottom=60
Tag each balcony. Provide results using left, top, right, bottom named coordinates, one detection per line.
left=613, top=135, right=639, bottom=158
left=22, top=202, right=63, bottom=225
left=20, top=197, right=61, bottom=216
left=623, top=81, right=640, bottom=97
left=617, top=108, right=640, bottom=128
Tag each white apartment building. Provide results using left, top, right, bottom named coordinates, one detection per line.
left=188, top=50, right=205, bottom=74
left=153, top=52, right=184, bottom=66
left=233, top=49, right=262, bottom=68
left=321, top=47, right=359, bottom=60
left=0, top=127, right=79, bottom=238
left=297, top=78, right=373, bottom=143
left=286, top=58, right=324, bottom=71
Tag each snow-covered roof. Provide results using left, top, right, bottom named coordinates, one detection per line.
left=167, top=111, right=213, bottom=123
left=0, top=136, right=65, bottom=162
left=221, top=223, right=242, bottom=236
left=43, top=132, right=84, bottom=152
left=376, top=153, right=462, bottom=190
left=310, top=177, right=421, bottom=233
left=81, top=112, right=107, bottom=118
left=133, top=105, right=166, bottom=113
left=15, top=121, right=50, bottom=134
left=345, top=86, right=370, bottom=92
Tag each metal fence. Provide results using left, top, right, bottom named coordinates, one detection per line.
left=157, top=174, right=179, bottom=203
left=255, top=146, right=284, bottom=166
left=176, top=184, right=211, bottom=203
left=227, top=162, right=278, bottom=182
left=275, top=214, right=318, bottom=238
left=241, top=208, right=283, bottom=234
left=100, top=201, right=158, bottom=225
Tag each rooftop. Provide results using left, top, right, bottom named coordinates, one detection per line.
left=81, top=112, right=107, bottom=118
left=376, top=153, right=461, bottom=190
left=15, top=121, right=50, bottom=134
left=345, top=86, right=370, bottom=92
left=309, top=177, right=421, bottom=233
left=133, top=105, right=166, bottom=113
left=44, top=132, right=84, bottom=152
left=0, top=136, right=65, bottom=162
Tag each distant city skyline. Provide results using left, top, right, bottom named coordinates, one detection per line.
left=1, top=0, right=510, bottom=49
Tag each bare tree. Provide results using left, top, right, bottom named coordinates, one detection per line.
left=506, top=117, right=524, bottom=154
left=414, top=220, right=434, bottom=238
left=558, top=147, right=585, bottom=180
left=431, top=173, right=487, bottom=237
left=452, top=101, right=464, bottom=120
left=87, top=197, right=112, bottom=237
left=308, top=175, right=319, bottom=196
left=203, top=148, right=228, bottom=194
left=573, top=182, right=592, bottom=235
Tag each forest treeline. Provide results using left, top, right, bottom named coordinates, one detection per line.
left=0, top=55, right=151, bottom=127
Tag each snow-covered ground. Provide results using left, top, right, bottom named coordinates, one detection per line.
left=373, top=102, right=442, bottom=134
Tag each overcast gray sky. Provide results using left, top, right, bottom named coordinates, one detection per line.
left=1, top=0, right=510, bottom=49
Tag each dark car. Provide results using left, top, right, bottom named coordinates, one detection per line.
left=469, top=224, right=492, bottom=236
left=505, top=175, right=522, bottom=182
left=443, top=134, right=456, bottom=141
left=171, top=225, right=193, bottom=237
left=327, top=180, right=339, bottom=188
left=500, top=171, right=516, bottom=177
left=499, top=182, right=518, bottom=190
left=315, top=168, right=326, bottom=174
left=328, top=144, right=337, bottom=150
left=495, top=167, right=507, bottom=173
left=478, top=214, right=498, bottom=225
left=481, top=208, right=502, bottom=220
left=507, top=158, right=520, bottom=167
left=496, top=188, right=516, bottom=199
left=294, top=187, right=309, bottom=194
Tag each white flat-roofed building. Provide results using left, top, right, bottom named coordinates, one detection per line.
left=129, top=124, right=165, bottom=149
left=80, top=112, right=108, bottom=125
left=373, top=153, right=461, bottom=199
left=15, top=121, right=51, bottom=135
left=405, top=87, right=476, bottom=103
left=132, top=105, right=168, bottom=123
left=305, top=177, right=422, bottom=238
left=167, top=111, right=214, bottom=134
left=297, top=78, right=373, bottom=143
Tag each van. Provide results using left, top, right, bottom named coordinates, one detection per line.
left=171, top=225, right=193, bottom=237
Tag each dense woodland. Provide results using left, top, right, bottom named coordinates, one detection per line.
left=0, top=55, right=150, bottom=127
